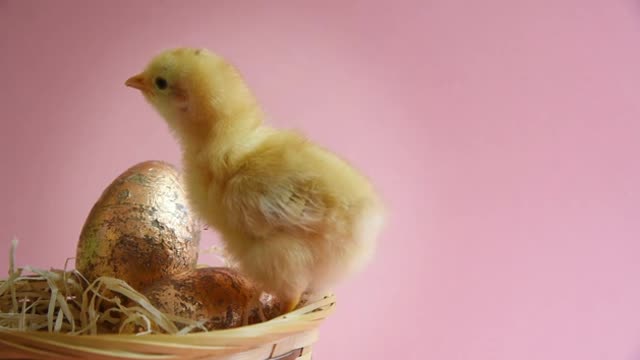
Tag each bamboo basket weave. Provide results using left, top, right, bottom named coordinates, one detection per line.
left=0, top=293, right=335, bottom=360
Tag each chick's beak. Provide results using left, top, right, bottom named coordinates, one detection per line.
left=125, top=74, right=147, bottom=91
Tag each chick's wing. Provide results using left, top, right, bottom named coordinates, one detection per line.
left=223, top=169, right=331, bottom=238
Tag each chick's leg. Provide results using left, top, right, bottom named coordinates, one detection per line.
left=282, top=293, right=302, bottom=314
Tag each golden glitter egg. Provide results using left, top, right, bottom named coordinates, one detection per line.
left=75, top=160, right=200, bottom=291
left=141, top=267, right=282, bottom=330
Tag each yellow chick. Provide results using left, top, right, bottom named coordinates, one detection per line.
left=125, top=48, right=385, bottom=314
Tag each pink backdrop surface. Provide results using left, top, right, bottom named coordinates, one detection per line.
left=2, top=1, right=640, bottom=359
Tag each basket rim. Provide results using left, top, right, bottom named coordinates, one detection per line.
left=0, top=294, right=335, bottom=359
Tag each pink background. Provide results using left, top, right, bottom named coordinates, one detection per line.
left=2, top=0, right=640, bottom=359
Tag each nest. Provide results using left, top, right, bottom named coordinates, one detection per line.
left=0, top=240, right=335, bottom=359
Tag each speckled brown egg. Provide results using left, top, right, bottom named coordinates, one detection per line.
left=141, top=267, right=282, bottom=330
left=75, top=160, right=200, bottom=291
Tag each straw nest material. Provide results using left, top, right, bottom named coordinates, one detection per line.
left=0, top=241, right=335, bottom=359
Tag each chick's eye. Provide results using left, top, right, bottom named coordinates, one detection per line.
left=154, top=77, right=168, bottom=90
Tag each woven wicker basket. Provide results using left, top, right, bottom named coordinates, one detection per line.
left=0, top=293, right=334, bottom=360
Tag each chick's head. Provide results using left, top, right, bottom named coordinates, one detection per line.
left=125, top=48, right=257, bottom=134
